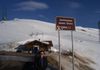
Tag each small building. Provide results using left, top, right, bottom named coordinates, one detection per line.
left=16, top=40, right=53, bottom=53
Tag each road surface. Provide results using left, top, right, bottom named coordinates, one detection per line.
left=0, top=55, right=58, bottom=70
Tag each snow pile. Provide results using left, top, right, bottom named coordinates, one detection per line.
left=0, top=19, right=100, bottom=70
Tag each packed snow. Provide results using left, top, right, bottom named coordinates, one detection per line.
left=0, top=19, right=100, bottom=70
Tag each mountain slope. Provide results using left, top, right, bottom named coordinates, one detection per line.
left=0, top=19, right=100, bottom=70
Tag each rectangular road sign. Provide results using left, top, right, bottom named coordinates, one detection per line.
left=56, top=16, right=75, bottom=30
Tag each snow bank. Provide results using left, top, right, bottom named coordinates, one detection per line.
left=0, top=19, right=100, bottom=70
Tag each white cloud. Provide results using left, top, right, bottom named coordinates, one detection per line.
left=96, top=11, right=100, bottom=14
left=38, top=15, right=45, bottom=18
left=15, top=1, right=49, bottom=11
left=68, top=2, right=81, bottom=9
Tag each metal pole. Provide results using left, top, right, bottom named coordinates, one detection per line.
left=99, top=29, right=100, bottom=42
left=98, top=23, right=100, bottom=42
left=71, top=31, right=74, bottom=70
left=58, top=28, right=61, bottom=70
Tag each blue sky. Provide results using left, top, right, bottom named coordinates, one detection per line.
left=0, top=0, right=100, bottom=28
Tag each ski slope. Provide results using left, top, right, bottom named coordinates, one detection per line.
left=0, top=19, right=100, bottom=70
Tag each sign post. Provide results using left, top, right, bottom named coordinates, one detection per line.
left=58, top=27, right=61, bottom=70
left=56, top=16, right=75, bottom=70
left=71, top=30, right=74, bottom=70
left=98, top=21, right=100, bottom=42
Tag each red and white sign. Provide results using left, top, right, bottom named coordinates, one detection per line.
left=56, top=16, right=75, bottom=30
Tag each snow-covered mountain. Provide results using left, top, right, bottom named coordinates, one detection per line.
left=0, top=19, right=100, bottom=70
